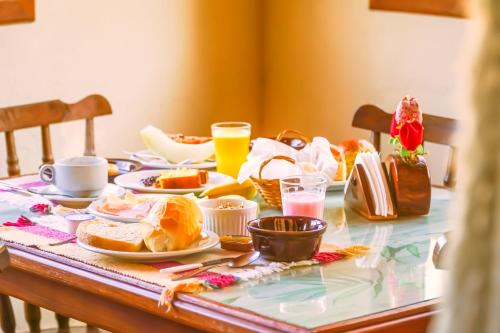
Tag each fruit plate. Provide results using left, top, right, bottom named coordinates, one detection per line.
left=129, top=150, right=216, bottom=169
left=86, top=194, right=170, bottom=223
left=76, top=231, right=219, bottom=262
left=114, top=170, right=234, bottom=194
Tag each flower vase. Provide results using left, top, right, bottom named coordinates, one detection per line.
left=385, top=154, right=431, bottom=216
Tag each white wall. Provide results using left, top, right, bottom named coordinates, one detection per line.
left=0, top=0, right=261, bottom=177
left=262, top=0, right=469, bottom=183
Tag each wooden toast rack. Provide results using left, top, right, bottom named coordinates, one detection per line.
left=344, top=154, right=431, bottom=221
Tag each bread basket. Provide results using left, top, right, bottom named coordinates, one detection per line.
left=250, top=155, right=296, bottom=208
left=275, top=129, right=310, bottom=150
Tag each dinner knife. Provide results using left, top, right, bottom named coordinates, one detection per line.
left=159, top=257, right=233, bottom=274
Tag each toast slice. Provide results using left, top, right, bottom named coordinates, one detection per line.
left=158, top=169, right=208, bottom=189
left=77, top=219, right=144, bottom=252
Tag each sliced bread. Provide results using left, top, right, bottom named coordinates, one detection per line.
left=77, top=219, right=144, bottom=252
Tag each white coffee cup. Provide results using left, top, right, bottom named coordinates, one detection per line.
left=39, top=156, right=108, bottom=197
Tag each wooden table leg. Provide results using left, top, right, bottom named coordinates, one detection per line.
left=24, top=302, right=41, bottom=333
left=0, top=294, right=15, bottom=333
left=55, top=313, right=70, bottom=329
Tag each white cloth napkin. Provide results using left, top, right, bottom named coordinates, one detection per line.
left=237, top=137, right=339, bottom=185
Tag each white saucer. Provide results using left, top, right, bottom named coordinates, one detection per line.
left=77, top=231, right=219, bottom=262
left=30, top=184, right=126, bottom=209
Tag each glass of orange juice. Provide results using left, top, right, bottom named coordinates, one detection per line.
left=211, top=122, right=251, bottom=178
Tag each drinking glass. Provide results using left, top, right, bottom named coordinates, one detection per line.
left=211, top=122, right=251, bottom=178
left=280, top=174, right=328, bottom=219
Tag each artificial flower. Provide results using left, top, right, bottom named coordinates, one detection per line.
left=399, top=121, right=424, bottom=151
left=395, top=96, right=423, bottom=124
left=390, top=112, right=399, bottom=137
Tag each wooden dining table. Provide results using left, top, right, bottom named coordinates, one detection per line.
left=0, top=175, right=451, bottom=333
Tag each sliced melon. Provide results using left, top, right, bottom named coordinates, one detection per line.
left=140, top=126, right=214, bottom=163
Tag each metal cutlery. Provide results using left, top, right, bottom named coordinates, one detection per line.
left=170, top=251, right=260, bottom=281
left=0, top=180, right=79, bottom=198
left=47, top=236, right=78, bottom=247
left=125, top=151, right=195, bottom=166
left=124, top=151, right=167, bottom=162
left=161, top=257, right=233, bottom=274
left=27, top=236, right=78, bottom=250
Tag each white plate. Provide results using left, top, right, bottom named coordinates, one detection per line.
left=87, top=194, right=170, bottom=223
left=77, top=231, right=219, bottom=262
left=114, top=170, right=234, bottom=194
left=327, top=180, right=346, bottom=192
left=29, top=184, right=126, bottom=209
left=129, top=150, right=216, bottom=169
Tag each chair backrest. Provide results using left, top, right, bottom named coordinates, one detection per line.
left=0, top=94, right=112, bottom=176
left=352, top=104, right=458, bottom=187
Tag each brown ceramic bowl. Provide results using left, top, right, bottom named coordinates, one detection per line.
left=247, top=216, right=327, bottom=262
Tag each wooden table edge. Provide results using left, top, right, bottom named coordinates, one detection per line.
left=2, top=246, right=441, bottom=333
left=312, top=298, right=440, bottom=332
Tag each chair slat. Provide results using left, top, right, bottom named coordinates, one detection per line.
left=41, top=125, right=54, bottom=164
left=0, top=95, right=112, bottom=132
left=84, top=118, right=95, bottom=156
left=5, top=131, right=20, bottom=176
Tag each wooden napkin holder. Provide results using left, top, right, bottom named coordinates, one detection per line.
left=345, top=155, right=431, bottom=220
left=344, top=162, right=398, bottom=221
left=385, top=154, right=431, bottom=216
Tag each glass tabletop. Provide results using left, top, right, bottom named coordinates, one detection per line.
left=200, top=188, right=451, bottom=329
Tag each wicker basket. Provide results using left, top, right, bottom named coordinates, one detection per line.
left=250, top=155, right=296, bottom=208
left=275, top=129, right=310, bottom=149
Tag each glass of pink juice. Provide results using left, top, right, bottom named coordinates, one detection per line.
left=280, top=175, right=327, bottom=219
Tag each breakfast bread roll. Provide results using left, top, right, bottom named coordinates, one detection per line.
left=339, top=139, right=376, bottom=176
left=330, top=144, right=347, bottom=181
left=141, top=196, right=203, bottom=252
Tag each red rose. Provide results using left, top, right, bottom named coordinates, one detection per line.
left=399, top=121, right=423, bottom=151
left=390, top=112, right=399, bottom=137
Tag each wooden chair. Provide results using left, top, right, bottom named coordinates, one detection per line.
left=352, top=104, right=458, bottom=188
left=0, top=94, right=112, bottom=333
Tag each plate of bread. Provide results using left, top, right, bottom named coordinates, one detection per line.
left=114, top=169, right=233, bottom=194
left=77, top=195, right=219, bottom=262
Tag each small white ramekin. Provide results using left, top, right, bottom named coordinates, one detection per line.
left=198, top=198, right=258, bottom=236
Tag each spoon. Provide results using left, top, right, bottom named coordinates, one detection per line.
left=171, top=251, right=260, bottom=281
